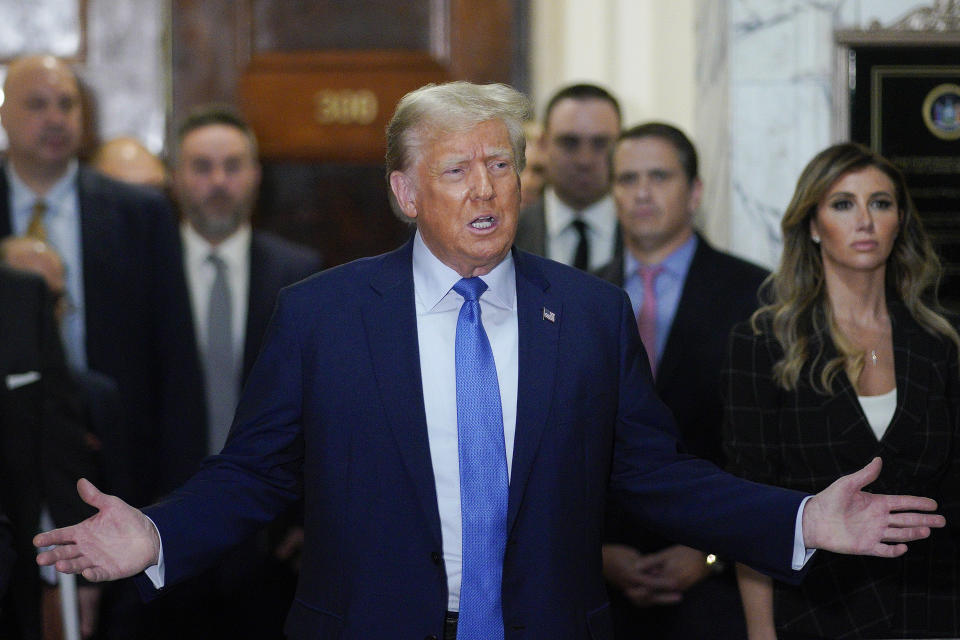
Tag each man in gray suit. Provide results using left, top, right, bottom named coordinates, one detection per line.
left=514, top=84, right=621, bottom=271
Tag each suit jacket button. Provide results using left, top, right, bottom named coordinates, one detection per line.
left=425, top=635, right=439, bottom=640
left=430, top=551, right=442, bottom=565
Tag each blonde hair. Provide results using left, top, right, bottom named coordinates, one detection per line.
left=753, top=143, right=959, bottom=392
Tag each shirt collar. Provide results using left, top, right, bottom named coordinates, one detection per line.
left=544, top=187, right=617, bottom=238
left=625, top=232, right=698, bottom=280
left=412, top=229, right=516, bottom=312
left=181, top=221, right=252, bottom=274
left=7, top=159, right=79, bottom=214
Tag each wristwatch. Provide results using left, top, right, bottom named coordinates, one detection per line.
left=705, top=553, right=726, bottom=575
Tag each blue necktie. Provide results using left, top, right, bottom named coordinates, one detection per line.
left=453, top=277, right=507, bottom=640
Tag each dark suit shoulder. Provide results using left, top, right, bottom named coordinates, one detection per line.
left=81, top=166, right=172, bottom=210
left=514, top=201, right=546, bottom=255
left=515, top=247, right=626, bottom=305
left=279, top=242, right=407, bottom=305
left=251, top=229, right=323, bottom=272
left=594, top=257, right=622, bottom=287
left=693, top=238, right=768, bottom=287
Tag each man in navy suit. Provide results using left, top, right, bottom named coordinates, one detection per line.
left=36, top=82, right=945, bottom=640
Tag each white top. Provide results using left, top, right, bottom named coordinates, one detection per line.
left=542, top=187, right=618, bottom=270
left=857, top=387, right=897, bottom=440
left=413, top=231, right=519, bottom=611
left=180, top=222, right=251, bottom=362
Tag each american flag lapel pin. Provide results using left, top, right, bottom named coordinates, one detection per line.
left=542, top=307, right=556, bottom=323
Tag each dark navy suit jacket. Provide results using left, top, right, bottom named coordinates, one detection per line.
left=143, top=239, right=806, bottom=640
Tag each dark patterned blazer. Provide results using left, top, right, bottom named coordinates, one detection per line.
left=723, top=301, right=960, bottom=639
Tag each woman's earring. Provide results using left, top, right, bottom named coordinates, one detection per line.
left=811, top=236, right=820, bottom=244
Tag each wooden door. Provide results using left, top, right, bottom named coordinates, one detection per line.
left=172, top=0, right=528, bottom=267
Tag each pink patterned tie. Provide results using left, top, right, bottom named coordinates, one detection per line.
left=637, top=265, right=663, bottom=375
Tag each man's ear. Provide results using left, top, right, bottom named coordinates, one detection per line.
left=688, top=177, right=704, bottom=214
left=389, top=171, right=418, bottom=221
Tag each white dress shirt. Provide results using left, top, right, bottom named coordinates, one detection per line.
left=542, top=187, right=618, bottom=271
left=6, top=161, right=86, bottom=370
left=180, top=222, right=251, bottom=365
left=412, top=231, right=519, bottom=611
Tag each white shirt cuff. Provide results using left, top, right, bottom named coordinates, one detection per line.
left=142, top=515, right=165, bottom=589
left=792, top=495, right=816, bottom=570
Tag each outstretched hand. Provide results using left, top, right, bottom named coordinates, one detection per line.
left=34, top=478, right=160, bottom=582
left=802, top=457, right=946, bottom=557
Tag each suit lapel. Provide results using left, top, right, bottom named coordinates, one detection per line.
left=507, top=249, right=560, bottom=532
left=655, top=240, right=714, bottom=387
left=77, top=169, right=116, bottom=367
left=363, top=240, right=442, bottom=544
left=244, top=234, right=273, bottom=380
left=875, top=301, right=920, bottom=452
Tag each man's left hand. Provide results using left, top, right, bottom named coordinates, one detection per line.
left=802, top=457, right=946, bottom=557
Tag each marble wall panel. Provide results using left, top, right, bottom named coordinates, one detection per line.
left=0, top=0, right=167, bottom=154
left=712, top=0, right=942, bottom=268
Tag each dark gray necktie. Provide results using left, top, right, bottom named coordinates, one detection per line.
left=204, top=253, right=238, bottom=454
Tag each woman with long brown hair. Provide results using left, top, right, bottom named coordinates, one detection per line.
left=723, top=142, right=960, bottom=639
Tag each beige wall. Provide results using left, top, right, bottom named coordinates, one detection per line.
left=529, top=0, right=696, bottom=133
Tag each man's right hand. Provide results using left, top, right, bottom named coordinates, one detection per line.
left=33, top=478, right=160, bottom=582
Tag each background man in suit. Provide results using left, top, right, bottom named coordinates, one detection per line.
left=161, top=104, right=323, bottom=493
left=597, top=123, right=768, bottom=638
left=0, top=54, right=193, bottom=509
left=143, top=105, right=321, bottom=639
left=514, top=83, right=621, bottom=270
left=35, top=82, right=945, bottom=640
left=0, top=264, right=96, bottom=639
